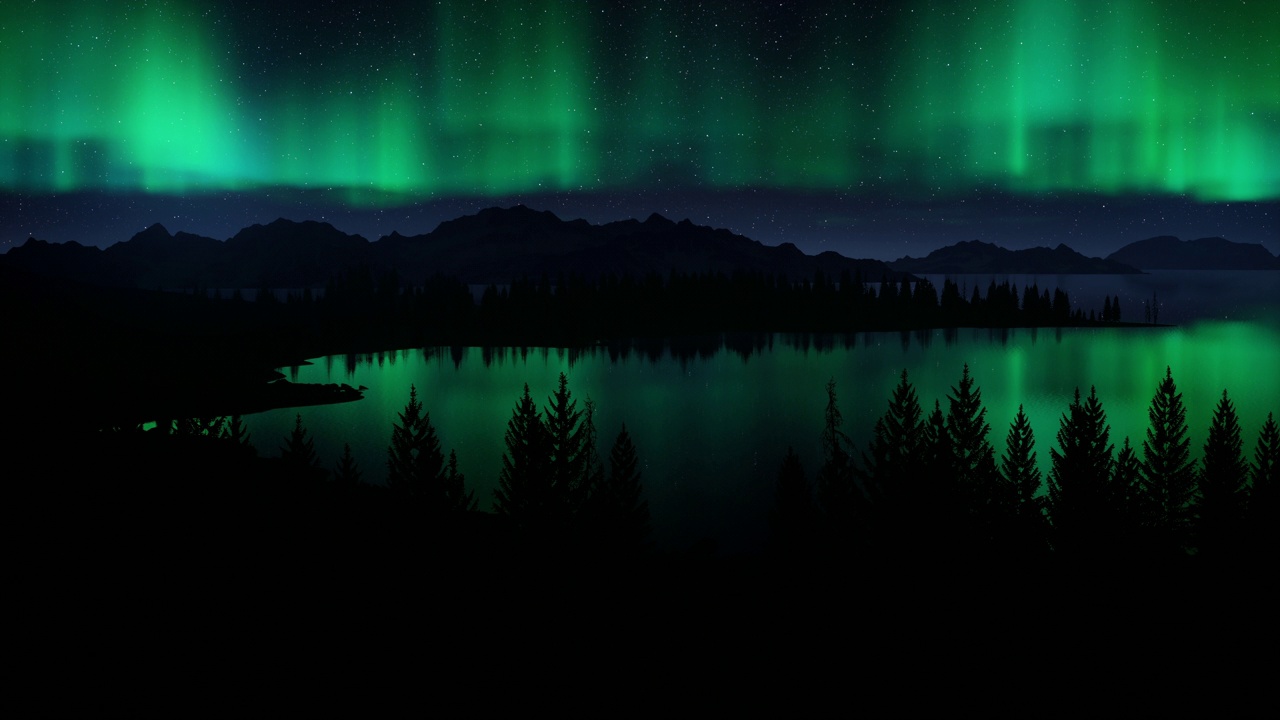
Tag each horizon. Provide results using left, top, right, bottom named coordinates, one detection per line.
left=5, top=201, right=1277, bottom=265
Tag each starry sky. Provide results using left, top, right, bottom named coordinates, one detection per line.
left=2, top=0, right=1277, bottom=260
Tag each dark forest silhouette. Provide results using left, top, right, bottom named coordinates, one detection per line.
left=769, top=367, right=1277, bottom=569
left=82, top=366, right=1276, bottom=572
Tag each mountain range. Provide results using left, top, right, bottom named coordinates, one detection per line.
left=888, top=240, right=1141, bottom=274
left=2, top=205, right=910, bottom=289
left=3, top=205, right=1276, bottom=288
left=1104, top=235, right=1280, bottom=270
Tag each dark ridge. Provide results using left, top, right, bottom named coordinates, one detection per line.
left=889, top=239, right=1141, bottom=274
left=1107, top=235, right=1280, bottom=271
left=1, top=205, right=908, bottom=288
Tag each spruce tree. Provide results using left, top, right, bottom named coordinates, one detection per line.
left=1112, top=437, right=1144, bottom=525
left=281, top=413, right=320, bottom=476
left=494, top=384, right=552, bottom=523
left=1001, top=405, right=1041, bottom=507
left=386, top=384, right=470, bottom=511
left=1196, top=390, right=1248, bottom=557
left=544, top=372, right=586, bottom=515
left=1047, top=387, right=1115, bottom=556
left=922, top=400, right=952, bottom=483
left=816, top=378, right=859, bottom=518
left=946, top=364, right=1003, bottom=518
left=1139, top=367, right=1197, bottom=553
left=334, top=442, right=363, bottom=485
left=815, top=378, right=865, bottom=553
left=1253, top=413, right=1280, bottom=489
left=999, top=405, right=1047, bottom=554
left=387, top=384, right=427, bottom=495
left=862, top=369, right=924, bottom=504
left=442, top=449, right=476, bottom=512
left=220, top=414, right=256, bottom=456
left=597, top=424, right=650, bottom=551
left=1246, top=412, right=1279, bottom=553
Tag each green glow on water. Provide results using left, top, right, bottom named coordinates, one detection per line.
left=3, top=1, right=1276, bottom=203
left=244, top=317, right=1279, bottom=552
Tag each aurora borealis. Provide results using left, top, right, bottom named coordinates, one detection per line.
left=2, top=0, right=1277, bottom=257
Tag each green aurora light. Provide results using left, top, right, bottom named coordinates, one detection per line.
left=2, top=0, right=1277, bottom=205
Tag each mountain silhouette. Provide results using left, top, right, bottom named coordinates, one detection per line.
left=889, top=240, right=1141, bottom=274
left=1106, top=236, right=1280, bottom=271
left=1, top=205, right=906, bottom=288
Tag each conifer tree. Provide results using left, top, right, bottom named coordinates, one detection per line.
left=862, top=369, right=924, bottom=504
left=946, top=364, right=1003, bottom=513
left=999, top=405, right=1047, bottom=553
left=1246, top=412, right=1279, bottom=552
left=544, top=372, right=586, bottom=515
left=1047, top=387, right=1115, bottom=555
left=1139, top=367, right=1197, bottom=552
left=387, top=384, right=470, bottom=511
left=442, top=449, right=476, bottom=512
left=494, top=384, right=552, bottom=522
left=816, top=378, right=859, bottom=516
left=922, top=400, right=952, bottom=483
left=1001, top=405, right=1041, bottom=506
left=334, top=442, right=363, bottom=485
left=815, top=379, right=865, bottom=551
left=1112, top=437, right=1144, bottom=525
left=596, top=424, right=650, bottom=550
left=1196, top=390, right=1248, bottom=556
left=281, top=413, right=320, bottom=474
left=387, top=384, right=427, bottom=495
left=220, top=414, right=255, bottom=455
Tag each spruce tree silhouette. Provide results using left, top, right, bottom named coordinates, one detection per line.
left=442, top=449, right=475, bottom=512
left=494, top=384, right=552, bottom=526
left=922, top=399, right=953, bottom=484
left=1196, top=390, right=1249, bottom=559
left=387, top=384, right=474, bottom=511
left=945, top=364, right=1005, bottom=542
left=281, top=413, right=321, bottom=479
left=1139, top=367, right=1197, bottom=555
left=1246, top=412, right=1279, bottom=556
left=334, top=442, right=363, bottom=485
left=862, top=370, right=924, bottom=505
left=815, top=378, right=863, bottom=552
left=861, top=370, right=925, bottom=557
left=387, top=384, right=428, bottom=495
left=220, top=414, right=256, bottom=456
left=545, top=372, right=586, bottom=516
left=1111, top=436, right=1146, bottom=556
left=595, top=424, right=651, bottom=553
left=1047, top=387, right=1115, bottom=558
left=1001, top=404, right=1048, bottom=553
left=579, top=398, right=606, bottom=504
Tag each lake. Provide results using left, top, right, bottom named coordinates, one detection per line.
left=241, top=271, right=1280, bottom=553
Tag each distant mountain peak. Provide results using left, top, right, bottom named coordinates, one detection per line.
left=890, top=239, right=1140, bottom=274
left=1107, top=235, right=1279, bottom=270
left=128, top=223, right=173, bottom=244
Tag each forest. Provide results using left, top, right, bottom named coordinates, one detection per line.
left=101, top=365, right=1277, bottom=571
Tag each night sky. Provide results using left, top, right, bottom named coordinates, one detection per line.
left=2, top=0, right=1276, bottom=260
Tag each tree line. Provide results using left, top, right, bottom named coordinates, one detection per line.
left=191, top=266, right=1136, bottom=353
left=774, top=367, right=1278, bottom=566
left=160, top=373, right=651, bottom=555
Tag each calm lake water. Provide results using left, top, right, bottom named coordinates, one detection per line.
left=242, top=271, right=1279, bottom=553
